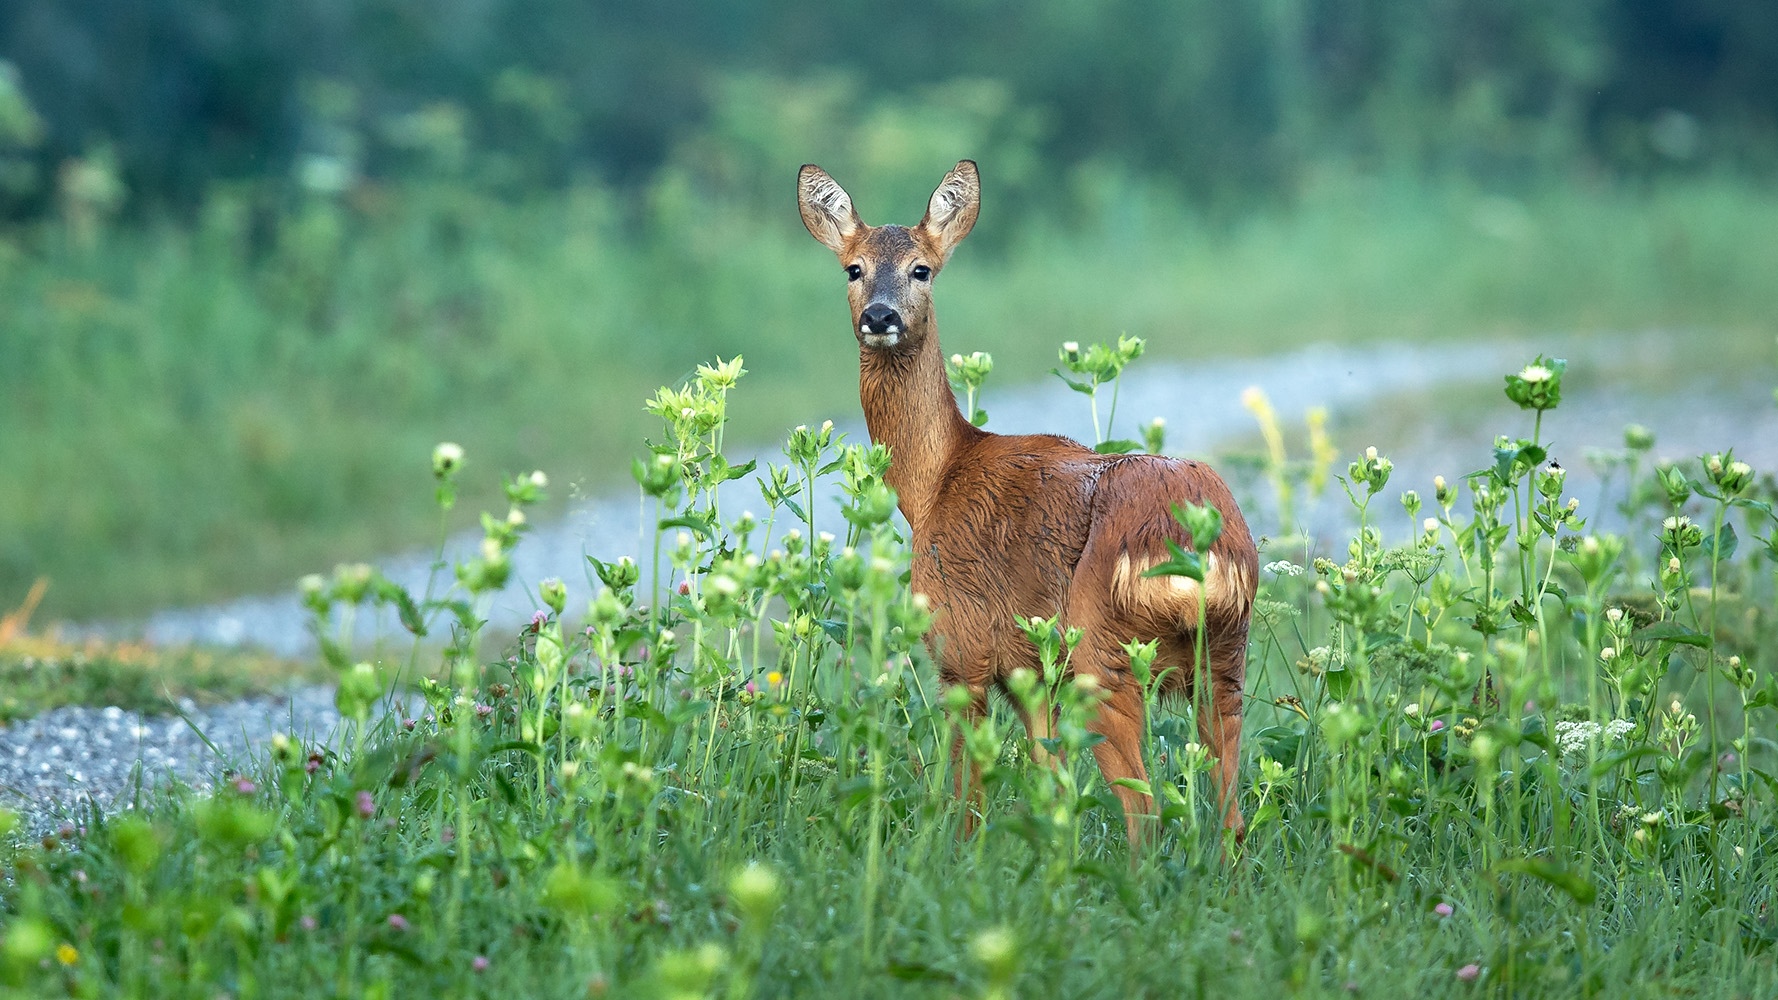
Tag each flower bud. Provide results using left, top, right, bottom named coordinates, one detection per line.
left=1703, top=452, right=1755, bottom=495
left=538, top=578, right=567, bottom=614
left=729, top=863, right=783, bottom=925
left=432, top=442, right=464, bottom=479
left=970, top=927, right=1018, bottom=984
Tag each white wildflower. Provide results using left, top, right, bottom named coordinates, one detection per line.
left=1554, top=720, right=1602, bottom=757
left=1556, top=718, right=1635, bottom=758
left=1264, top=560, right=1305, bottom=577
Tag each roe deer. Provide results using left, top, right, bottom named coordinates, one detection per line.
left=797, top=160, right=1258, bottom=848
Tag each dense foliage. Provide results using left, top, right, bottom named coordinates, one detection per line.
left=2, top=0, right=1777, bottom=217
left=2, top=349, right=1773, bottom=997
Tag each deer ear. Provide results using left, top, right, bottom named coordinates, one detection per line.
left=798, top=164, right=861, bottom=254
left=918, top=160, right=980, bottom=260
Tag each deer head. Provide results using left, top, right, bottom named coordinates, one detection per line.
left=797, top=160, right=980, bottom=352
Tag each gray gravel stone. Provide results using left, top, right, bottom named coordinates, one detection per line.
left=0, top=686, right=410, bottom=836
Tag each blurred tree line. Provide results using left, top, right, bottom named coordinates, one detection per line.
left=0, top=0, right=1774, bottom=222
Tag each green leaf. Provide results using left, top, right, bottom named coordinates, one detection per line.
left=658, top=514, right=715, bottom=537
left=391, top=587, right=427, bottom=637
left=365, top=939, right=427, bottom=967
left=1093, top=439, right=1143, bottom=454
left=1490, top=857, right=1596, bottom=905
left=1139, top=539, right=1204, bottom=581
left=1492, top=445, right=1520, bottom=481
left=485, top=740, right=544, bottom=758
left=1253, top=725, right=1304, bottom=765
left=1111, top=777, right=1153, bottom=797
left=1072, top=858, right=1143, bottom=917
left=1701, top=521, right=1738, bottom=561
left=1632, top=621, right=1713, bottom=649
left=713, top=458, right=758, bottom=484
left=1050, top=369, right=1096, bottom=395
left=317, top=635, right=351, bottom=672
left=1590, top=745, right=1663, bottom=777
left=883, top=960, right=962, bottom=984
left=1249, top=802, right=1283, bottom=832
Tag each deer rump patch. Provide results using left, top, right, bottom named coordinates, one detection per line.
left=1109, top=549, right=1253, bottom=626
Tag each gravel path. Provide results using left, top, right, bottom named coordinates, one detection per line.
left=8, top=331, right=1771, bottom=836
left=0, top=687, right=404, bottom=836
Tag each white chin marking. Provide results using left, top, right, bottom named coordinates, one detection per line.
left=862, top=333, right=901, bottom=349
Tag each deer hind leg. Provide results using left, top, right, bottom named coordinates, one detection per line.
left=1068, top=628, right=1152, bottom=848
left=1086, top=681, right=1153, bottom=850
left=1196, top=641, right=1248, bottom=845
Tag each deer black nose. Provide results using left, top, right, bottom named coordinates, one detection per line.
left=859, top=303, right=903, bottom=335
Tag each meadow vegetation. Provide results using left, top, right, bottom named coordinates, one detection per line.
left=2, top=347, right=1774, bottom=997
left=4, top=172, right=1777, bottom=620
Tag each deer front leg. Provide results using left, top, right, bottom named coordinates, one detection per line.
left=948, top=683, right=989, bottom=838
left=1016, top=694, right=1061, bottom=769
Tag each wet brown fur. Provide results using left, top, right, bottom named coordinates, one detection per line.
left=799, top=161, right=1258, bottom=848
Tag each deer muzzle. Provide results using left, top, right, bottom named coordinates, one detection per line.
left=858, top=303, right=904, bottom=348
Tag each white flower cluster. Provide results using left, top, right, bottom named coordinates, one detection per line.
left=1264, top=560, right=1306, bottom=577
left=1554, top=719, right=1636, bottom=758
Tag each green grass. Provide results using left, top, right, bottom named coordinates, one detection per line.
left=2, top=354, right=1774, bottom=997
left=0, top=632, right=319, bottom=725
left=3, top=173, right=1777, bottom=620
left=0, top=582, right=323, bottom=722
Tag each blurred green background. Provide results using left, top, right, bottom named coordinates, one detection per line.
left=2, top=0, right=1775, bottom=621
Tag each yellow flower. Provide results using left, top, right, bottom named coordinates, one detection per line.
left=766, top=671, right=783, bottom=686
left=56, top=943, right=79, bottom=966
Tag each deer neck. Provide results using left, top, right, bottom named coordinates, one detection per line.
left=858, top=320, right=972, bottom=535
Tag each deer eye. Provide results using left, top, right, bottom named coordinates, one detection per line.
left=911, top=265, right=932, bottom=281
left=845, top=264, right=863, bottom=281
